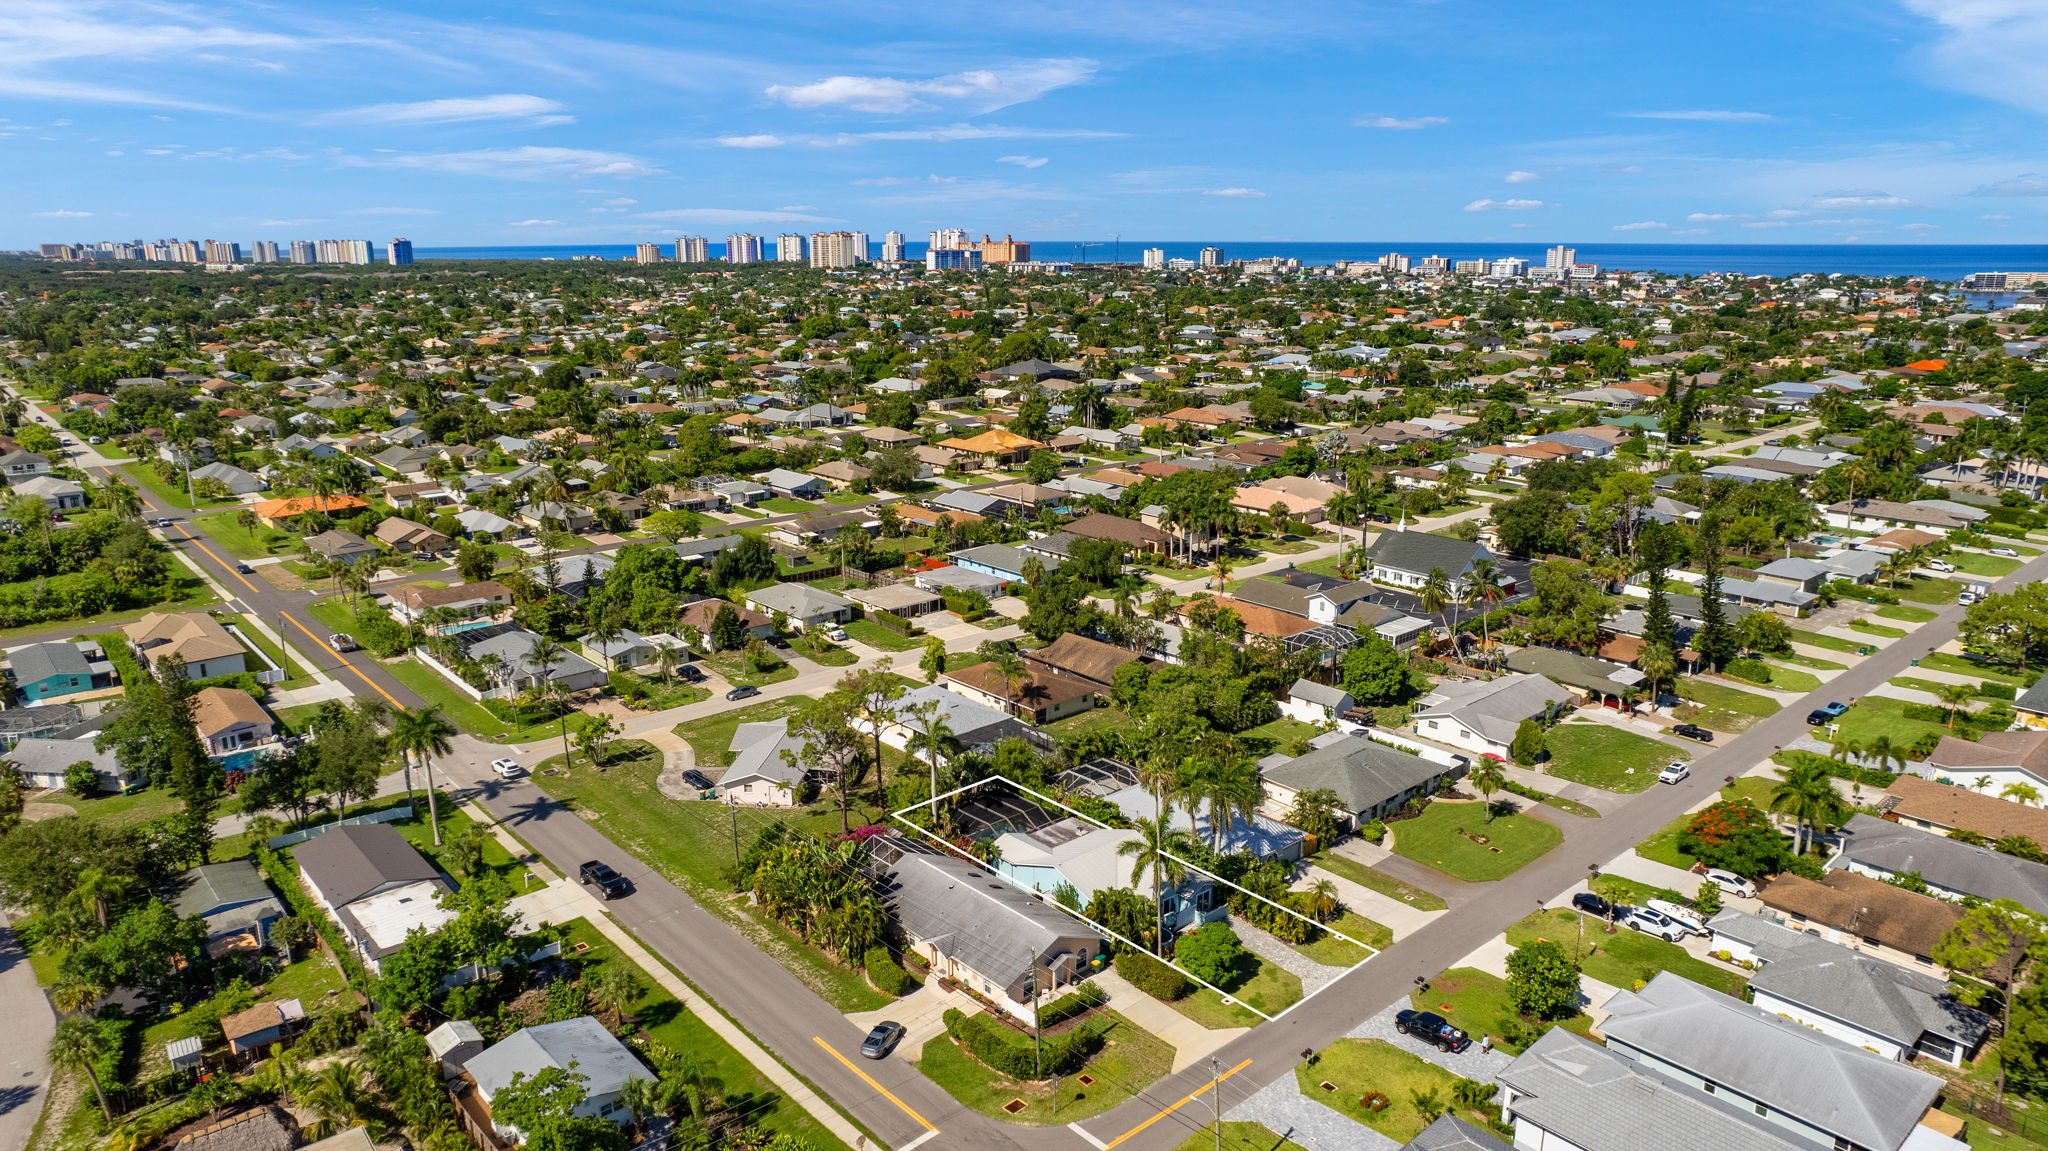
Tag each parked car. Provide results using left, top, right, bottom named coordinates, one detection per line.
left=1702, top=868, right=1756, bottom=899
left=1658, top=761, right=1691, bottom=785
left=490, top=758, right=523, bottom=779
left=825, top=626, right=849, bottom=643
left=1927, top=558, right=1956, bottom=573
left=234, top=563, right=255, bottom=574
left=1764, top=438, right=1784, bottom=447
left=579, top=860, right=629, bottom=900
left=1959, top=591, right=1979, bottom=606
left=681, top=769, right=713, bottom=791
left=1572, top=892, right=1612, bottom=919
left=1646, top=898, right=1708, bottom=937
left=726, top=684, right=760, bottom=701
left=1806, top=701, right=1849, bottom=726
left=1394, top=1010, right=1470, bottom=1053
left=154, top=517, right=174, bottom=528
left=1671, top=724, right=1713, bottom=743
left=1990, top=546, right=2019, bottom=558
left=860, top=1021, right=906, bottom=1059
left=328, top=633, right=357, bottom=652
left=677, top=665, right=705, bottom=682
left=1623, top=906, right=1687, bottom=942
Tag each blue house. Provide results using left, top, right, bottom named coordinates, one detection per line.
left=9, top=641, right=113, bottom=702
left=949, top=543, right=1059, bottom=584
left=993, top=817, right=1231, bottom=935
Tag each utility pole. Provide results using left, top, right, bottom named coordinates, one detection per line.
left=1211, top=1056, right=1222, bottom=1151
left=731, top=805, right=741, bottom=868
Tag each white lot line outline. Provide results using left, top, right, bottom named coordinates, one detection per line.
left=889, top=774, right=1381, bottom=1023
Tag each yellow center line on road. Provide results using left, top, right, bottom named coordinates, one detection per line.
left=1100, top=1058, right=1252, bottom=1150
left=810, top=1035, right=938, bottom=1134
left=279, top=610, right=407, bottom=711
left=174, top=525, right=263, bottom=596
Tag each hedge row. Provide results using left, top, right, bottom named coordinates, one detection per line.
left=865, top=947, right=914, bottom=996
left=1115, top=947, right=1191, bottom=1001
left=1982, top=682, right=2018, bottom=701
left=1723, top=658, right=1773, bottom=685
left=942, top=1008, right=1102, bottom=1079
left=1775, top=749, right=1898, bottom=788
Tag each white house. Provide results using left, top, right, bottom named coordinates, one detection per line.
left=1410, top=673, right=1569, bottom=758
left=464, top=1017, right=652, bottom=1143
left=719, top=719, right=807, bottom=807
left=1278, top=679, right=1353, bottom=725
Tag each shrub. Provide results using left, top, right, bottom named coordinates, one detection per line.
left=865, top=946, right=913, bottom=996
left=1723, top=658, right=1772, bottom=685
left=942, top=1008, right=1102, bottom=1079
left=1173, top=922, right=1246, bottom=987
left=1774, top=749, right=1896, bottom=788
left=873, top=609, right=921, bottom=636
left=1037, top=982, right=1107, bottom=1028
left=1983, top=682, right=2018, bottom=701
left=1360, top=818, right=1388, bottom=844
left=1115, top=947, right=1191, bottom=1001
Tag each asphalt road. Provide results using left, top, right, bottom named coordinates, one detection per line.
left=0, top=916, right=54, bottom=1151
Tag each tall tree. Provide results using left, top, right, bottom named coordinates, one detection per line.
left=48, top=1016, right=112, bottom=1122
left=1118, top=809, right=1198, bottom=955
left=1694, top=522, right=1736, bottom=670
left=389, top=706, right=457, bottom=845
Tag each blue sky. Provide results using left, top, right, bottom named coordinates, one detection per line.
left=5, top=0, right=2048, bottom=247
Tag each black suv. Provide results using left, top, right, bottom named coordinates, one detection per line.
left=579, top=860, right=629, bottom=900
left=1395, top=1009, right=1470, bottom=1052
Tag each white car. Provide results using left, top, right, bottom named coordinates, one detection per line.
left=1657, top=761, right=1690, bottom=785
left=1624, top=906, right=1687, bottom=942
left=1646, top=898, right=1708, bottom=937
left=1702, top=867, right=1756, bottom=899
left=825, top=627, right=848, bottom=642
left=490, top=758, right=524, bottom=779
left=1990, top=546, right=2019, bottom=558
left=1927, top=558, right=1956, bottom=573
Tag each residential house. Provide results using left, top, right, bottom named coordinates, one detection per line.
left=451, top=624, right=608, bottom=699
left=1501, top=646, right=1647, bottom=709
left=1061, top=512, right=1177, bottom=556
left=221, top=1000, right=307, bottom=1055
left=809, top=459, right=871, bottom=489
left=1258, top=731, right=1460, bottom=830
left=856, top=685, right=1031, bottom=755
left=305, top=529, right=380, bottom=566
left=993, top=818, right=1229, bottom=934
left=453, top=508, right=520, bottom=540
left=294, top=823, right=454, bottom=974
left=1706, top=909, right=1990, bottom=1066
left=949, top=543, right=1053, bottom=583
left=846, top=583, right=944, bottom=619
left=8, top=640, right=113, bottom=701
left=1103, top=781, right=1306, bottom=860
left=13, top=476, right=85, bottom=510
left=943, top=660, right=1099, bottom=724
left=877, top=849, right=1104, bottom=1024
left=1364, top=531, right=1498, bottom=595
left=191, top=685, right=275, bottom=761
left=1925, top=729, right=2048, bottom=805
left=0, top=451, right=50, bottom=481
left=123, top=612, right=248, bottom=679
left=1278, top=679, right=1355, bottom=725
left=374, top=517, right=451, bottom=555
left=745, top=583, right=855, bottom=631
left=463, top=1018, right=652, bottom=1143
left=7, top=736, right=127, bottom=791
left=1397, top=1115, right=1511, bottom=1151
left=518, top=500, right=596, bottom=534
left=161, top=1108, right=295, bottom=1151
left=678, top=598, right=776, bottom=644
left=0, top=702, right=82, bottom=750
left=1882, top=773, right=2048, bottom=843
left=584, top=628, right=656, bottom=672
left=251, top=494, right=368, bottom=528
left=1023, top=633, right=1144, bottom=694
left=719, top=719, right=809, bottom=807
left=759, top=468, right=828, bottom=499
left=936, top=427, right=1045, bottom=465
left=1823, top=499, right=1968, bottom=536
left=1759, top=868, right=1979, bottom=977
left=390, top=580, right=512, bottom=626
left=1833, top=813, right=2048, bottom=912
left=1411, top=673, right=1571, bottom=758
left=1595, top=972, right=1962, bottom=1151
left=168, top=859, right=286, bottom=958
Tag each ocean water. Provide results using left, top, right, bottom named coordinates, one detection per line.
left=413, top=241, right=2048, bottom=280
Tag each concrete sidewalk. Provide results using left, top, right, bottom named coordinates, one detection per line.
left=1091, top=968, right=1248, bottom=1074
left=1296, top=863, right=1446, bottom=942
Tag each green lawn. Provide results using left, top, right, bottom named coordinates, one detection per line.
left=1832, top=694, right=1951, bottom=750
left=1508, top=908, right=1748, bottom=997
left=841, top=618, right=925, bottom=652
left=1674, top=677, right=1780, bottom=734
left=1543, top=723, right=1684, bottom=792
left=119, top=462, right=236, bottom=510
left=1636, top=776, right=1776, bottom=871
left=1312, top=853, right=1450, bottom=911
left=676, top=695, right=818, bottom=767
left=1744, top=665, right=1821, bottom=692
left=760, top=497, right=822, bottom=514
left=1042, top=705, right=1129, bottom=745
left=1920, top=653, right=2036, bottom=685
left=303, top=595, right=364, bottom=640
left=1788, top=628, right=1867, bottom=654
left=1897, top=575, right=1966, bottom=605
left=1953, top=552, right=2023, bottom=578
left=1772, top=651, right=1847, bottom=671
left=790, top=634, right=858, bottom=667
left=1173, top=1124, right=1309, bottom=1151
left=1388, top=802, right=1561, bottom=882
left=381, top=658, right=598, bottom=745
left=537, top=748, right=889, bottom=1012
left=1166, top=954, right=1304, bottom=1028
left=556, top=919, right=853, bottom=1150
left=1892, top=676, right=2004, bottom=700
left=33, top=783, right=184, bottom=829
left=391, top=804, right=527, bottom=886
left=1411, top=967, right=1592, bottom=1054
left=191, top=511, right=299, bottom=559
left=916, top=1009, right=1175, bottom=1125
left=698, top=648, right=799, bottom=688
left=1292, top=911, right=1391, bottom=967
left=1241, top=716, right=1324, bottom=756
left=217, top=612, right=313, bottom=688
left=1877, top=604, right=1939, bottom=623
left=1851, top=619, right=1909, bottom=639
left=1295, top=1039, right=1495, bottom=1144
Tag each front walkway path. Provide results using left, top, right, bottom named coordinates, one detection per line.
left=1090, top=968, right=1248, bottom=1074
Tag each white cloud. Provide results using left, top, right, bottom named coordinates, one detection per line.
left=1504, top=170, right=1542, bottom=184
left=1899, top=222, right=1942, bottom=231
left=998, top=154, right=1049, bottom=168
left=1898, top=0, right=2048, bottom=116
left=636, top=207, right=841, bottom=225
left=1742, top=220, right=1791, bottom=228
left=1670, top=228, right=1713, bottom=235
left=1764, top=208, right=1803, bottom=218
left=1203, top=187, right=1266, bottom=198
left=716, top=134, right=785, bottom=149
left=257, top=218, right=317, bottom=227
left=851, top=175, right=959, bottom=186
left=600, top=197, right=637, bottom=207
left=776, top=205, right=814, bottom=212
left=1969, top=173, right=2048, bottom=196
left=1982, top=213, right=2016, bottom=220
left=1611, top=221, right=1668, bottom=231
left=1807, top=188, right=1921, bottom=209
left=1686, top=212, right=1737, bottom=222
left=346, top=207, right=442, bottom=216
left=766, top=58, right=1095, bottom=114
left=1622, top=110, right=1773, bottom=121
left=815, top=123, right=1124, bottom=146
left=1463, top=198, right=1549, bottom=212
left=315, top=94, right=571, bottom=127
left=1356, top=115, right=1447, bottom=130
left=32, top=209, right=92, bottom=218
left=508, top=219, right=562, bottom=227
left=344, top=146, right=661, bottom=179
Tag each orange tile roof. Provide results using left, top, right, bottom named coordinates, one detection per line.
left=251, top=494, right=368, bottom=519
left=1904, top=359, right=1949, bottom=372
left=937, top=428, right=1046, bottom=454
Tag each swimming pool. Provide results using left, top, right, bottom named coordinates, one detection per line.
left=444, top=619, right=500, bottom=634
left=216, top=748, right=266, bottom=771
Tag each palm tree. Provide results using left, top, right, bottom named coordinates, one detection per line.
left=92, top=481, right=142, bottom=522
left=521, top=635, right=576, bottom=767
left=69, top=867, right=131, bottom=930
left=1118, top=809, right=1199, bottom=955
left=50, top=972, right=105, bottom=1015
left=1880, top=550, right=1918, bottom=590
left=2004, top=782, right=2043, bottom=806
left=1464, top=558, right=1507, bottom=652
left=1195, top=757, right=1264, bottom=852
left=653, top=640, right=682, bottom=684
left=986, top=649, right=1029, bottom=710
left=904, top=698, right=957, bottom=813
left=1418, top=566, right=1452, bottom=622
left=589, top=963, right=644, bottom=1032
left=1935, top=682, right=1977, bottom=730
left=1304, top=878, right=1340, bottom=923
left=302, top=1059, right=375, bottom=1140
left=1325, top=492, right=1363, bottom=550
left=1637, top=641, right=1677, bottom=706
left=1210, top=549, right=1236, bottom=590
left=1769, top=760, right=1841, bottom=856
left=587, top=613, right=626, bottom=672
left=389, top=705, right=457, bottom=844
left=1467, top=758, right=1507, bottom=821
left=48, top=1015, right=112, bottom=1121
left=337, top=561, right=371, bottom=608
